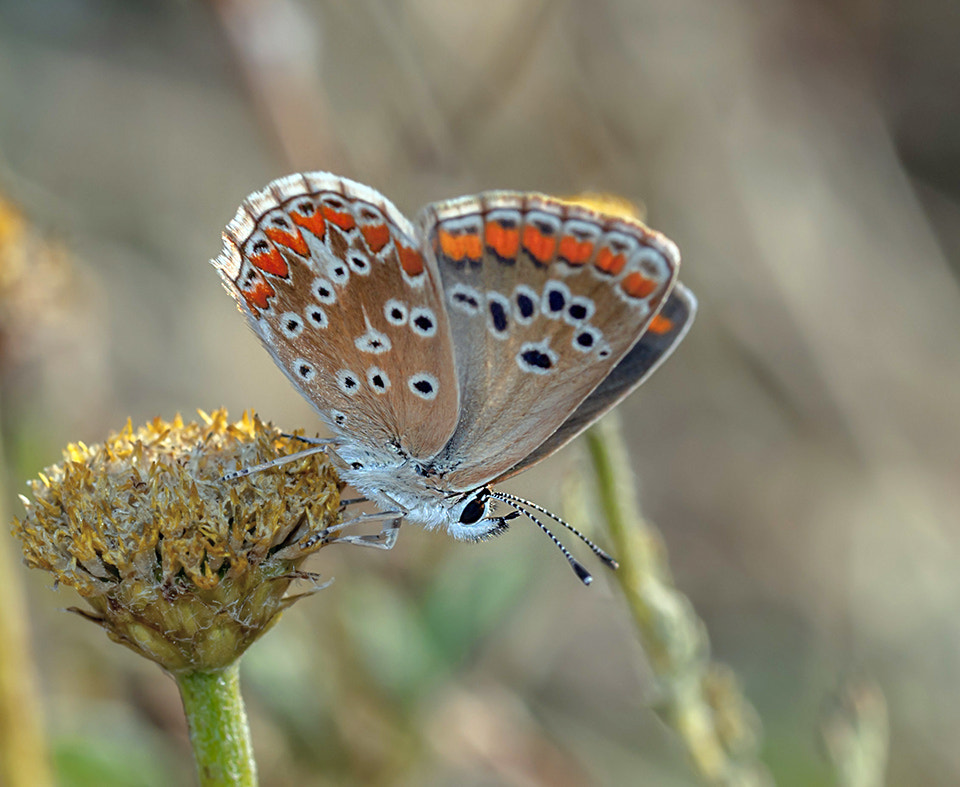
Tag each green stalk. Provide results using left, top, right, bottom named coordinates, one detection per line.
left=584, top=414, right=766, bottom=786
left=820, top=677, right=889, bottom=787
left=175, top=664, right=257, bottom=787
left=0, top=389, right=53, bottom=787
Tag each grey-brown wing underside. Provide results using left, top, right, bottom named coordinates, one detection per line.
left=496, top=282, right=696, bottom=481
left=419, top=192, right=681, bottom=491
left=212, top=172, right=461, bottom=459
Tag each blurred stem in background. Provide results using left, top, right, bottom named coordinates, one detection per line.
left=209, top=0, right=347, bottom=172
left=585, top=414, right=769, bottom=786
left=585, top=414, right=891, bottom=786
left=0, top=196, right=54, bottom=787
left=819, top=676, right=889, bottom=787
left=0, top=439, right=53, bottom=787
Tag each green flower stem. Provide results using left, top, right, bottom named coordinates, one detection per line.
left=175, top=664, right=257, bottom=787
left=585, top=414, right=767, bottom=786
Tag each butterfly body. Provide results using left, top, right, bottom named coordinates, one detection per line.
left=332, top=442, right=494, bottom=538
left=214, top=172, right=695, bottom=570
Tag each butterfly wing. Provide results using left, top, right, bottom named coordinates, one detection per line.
left=418, top=192, right=681, bottom=490
left=495, top=282, right=696, bottom=481
left=213, top=172, right=460, bottom=458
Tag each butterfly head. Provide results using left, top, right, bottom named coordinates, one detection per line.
left=428, top=485, right=614, bottom=585
left=334, top=450, right=512, bottom=540
left=444, top=487, right=518, bottom=542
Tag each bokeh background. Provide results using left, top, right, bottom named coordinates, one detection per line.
left=2, top=1, right=959, bottom=785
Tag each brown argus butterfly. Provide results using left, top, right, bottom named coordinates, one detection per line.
left=213, top=173, right=695, bottom=584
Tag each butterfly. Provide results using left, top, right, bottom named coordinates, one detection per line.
left=213, top=172, right=695, bottom=584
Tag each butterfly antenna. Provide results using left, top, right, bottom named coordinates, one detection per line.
left=496, top=498, right=594, bottom=585
left=220, top=443, right=333, bottom=482
left=492, top=491, right=619, bottom=571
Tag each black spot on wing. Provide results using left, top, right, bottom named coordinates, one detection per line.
left=489, top=301, right=508, bottom=333
left=521, top=349, right=552, bottom=369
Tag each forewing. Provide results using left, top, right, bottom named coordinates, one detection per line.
left=419, top=192, right=680, bottom=490
left=496, top=282, right=696, bottom=480
left=213, top=172, right=460, bottom=458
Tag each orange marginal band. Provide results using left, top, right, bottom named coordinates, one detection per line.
left=620, top=271, right=658, bottom=299
left=558, top=234, right=594, bottom=266
left=322, top=206, right=356, bottom=231
left=361, top=223, right=391, bottom=254
left=264, top=227, right=309, bottom=257
left=397, top=244, right=425, bottom=276
left=522, top=225, right=557, bottom=266
left=594, top=246, right=627, bottom=275
left=291, top=210, right=326, bottom=241
left=242, top=280, right=275, bottom=311
left=648, top=313, right=674, bottom=334
left=485, top=220, right=520, bottom=260
left=250, top=247, right=289, bottom=278
left=438, top=228, right=483, bottom=262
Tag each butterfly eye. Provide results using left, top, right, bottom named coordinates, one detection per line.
left=459, top=497, right=486, bottom=525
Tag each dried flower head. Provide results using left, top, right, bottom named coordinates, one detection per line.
left=12, top=409, right=341, bottom=672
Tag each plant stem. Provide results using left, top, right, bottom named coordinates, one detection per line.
left=0, top=389, right=53, bottom=787
left=176, top=663, right=257, bottom=787
left=585, top=414, right=768, bottom=786
left=0, top=535, right=54, bottom=787
left=820, top=676, right=889, bottom=787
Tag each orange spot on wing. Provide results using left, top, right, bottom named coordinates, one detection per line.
left=620, top=271, right=658, bottom=299
left=250, top=247, right=289, bottom=278
left=648, top=313, right=674, bottom=334
left=594, top=246, right=627, bottom=275
left=264, top=227, right=308, bottom=257
left=291, top=210, right=326, bottom=241
left=360, top=222, right=391, bottom=253
left=462, top=232, right=483, bottom=260
left=242, top=280, right=275, bottom=311
left=485, top=221, right=520, bottom=260
left=397, top=244, right=425, bottom=276
left=558, top=234, right=595, bottom=266
left=438, top=228, right=483, bottom=262
left=522, top=225, right=557, bottom=266
left=437, top=229, right=457, bottom=258
left=322, top=206, right=356, bottom=231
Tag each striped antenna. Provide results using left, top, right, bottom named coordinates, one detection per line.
left=493, top=494, right=595, bottom=585
left=492, top=491, right=618, bottom=570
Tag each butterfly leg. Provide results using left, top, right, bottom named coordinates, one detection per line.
left=327, top=517, right=402, bottom=550
left=281, top=433, right=331, bottom=446
left=220, top=443, right=335, bottom=481
left=302, top=511, right=403, bottom=551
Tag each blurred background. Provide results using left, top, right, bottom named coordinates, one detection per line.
left=1, top=1, right=959, bottom=785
